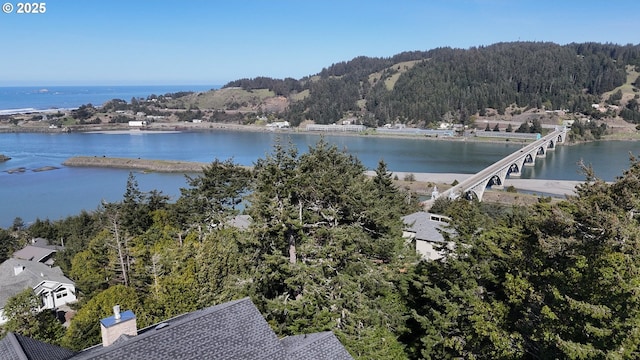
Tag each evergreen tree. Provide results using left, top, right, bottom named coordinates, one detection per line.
left=175, top=159, right=251, bottom=233
left=0, top=228, right=17, bottom=262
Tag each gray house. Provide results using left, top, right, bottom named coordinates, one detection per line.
left=0, top=258, right=77, bottom=325
left=0, top=297, right=353, bottom=360
left=402, top=211, right=456, bottom=260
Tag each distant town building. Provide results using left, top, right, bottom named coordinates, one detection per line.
left=306, top=124, right=365, bottom=132
left=128, top=121, right=147, bottom=127
left=266, top=121, right=290, bottom=129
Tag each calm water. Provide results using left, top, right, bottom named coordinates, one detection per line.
left=0, top=85, right=217, bottom=113
left=1, top=131, right=639, bottom=227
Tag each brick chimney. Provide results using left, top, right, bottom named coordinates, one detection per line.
left=100, top=305, right=137, bottom=347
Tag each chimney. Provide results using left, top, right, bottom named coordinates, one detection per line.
left=13, top=265, right=24, bottom=276
left=100, top=305, right=137, bottom=347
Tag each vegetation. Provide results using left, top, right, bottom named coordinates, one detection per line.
left=4, top=140, right=640, bottom=358
left=5, top=42, right=638, bottom=133
left=4, top=41, right=640, bottom=358
left=219, top=42, right=640, bottom=127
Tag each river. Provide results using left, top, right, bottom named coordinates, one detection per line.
left=1, top=130, right=639, bottom=228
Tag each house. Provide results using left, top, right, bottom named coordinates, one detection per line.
left=0, top=258, right=77, bottom=325
left=0, top=297, right=353, bottom=359
left=402, top=211, right=456, bottom=261
left=227, top=214, right=252, bottom=230
left=12, top=237, right=62, bottom=266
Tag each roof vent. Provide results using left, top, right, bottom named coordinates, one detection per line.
left=113, top=305, right=121, bottom=320
left=13, top=265, right=24, bottom=276
left=155, top=323, right=170, bottom=330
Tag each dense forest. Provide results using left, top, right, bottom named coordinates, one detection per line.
left=4, top=138, right=640, bottom=358
left=221, top=42, right=640, bottom=127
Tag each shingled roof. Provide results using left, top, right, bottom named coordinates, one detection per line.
left=0, top=297, right=353, bottom=359
left=402, top=211, right=454, bottom=243
left=0, top=332, right=76, bottom=360
left=281, top=332, right=353, bottom=360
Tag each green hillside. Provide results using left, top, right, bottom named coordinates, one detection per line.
left=171, top=42, right=640, bottom=127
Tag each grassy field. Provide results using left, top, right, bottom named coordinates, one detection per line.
left=603, top=64, right=639, bottom=102
left=368, top=60, right=422, bottom=90
left=168, top=88, right=276, bottom=110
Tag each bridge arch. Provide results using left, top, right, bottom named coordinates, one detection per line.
left=524, top=153, right=536, bottom=166
left=464, top=190, right=479, bottom=201
left=487, top=174, right=502, bottom=187
left=507, top=163, right=520, bottom=177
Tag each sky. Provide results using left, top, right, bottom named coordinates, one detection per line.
left=0, top=0, right=638, bottom=86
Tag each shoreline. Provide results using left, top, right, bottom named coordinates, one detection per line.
left=2, top=120, right=638, bottom=144
left=61, top=156, right=582, bottom=196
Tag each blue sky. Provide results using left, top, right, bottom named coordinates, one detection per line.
left=1, top=0, right=638, bottom=86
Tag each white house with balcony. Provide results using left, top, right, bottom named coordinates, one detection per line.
left=0, top=258, right=76, bottom=325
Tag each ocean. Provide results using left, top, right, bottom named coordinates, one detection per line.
left=0, top=85, right=218, bottom=114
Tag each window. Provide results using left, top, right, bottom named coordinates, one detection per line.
left=56, top=288, right=68, bottom=299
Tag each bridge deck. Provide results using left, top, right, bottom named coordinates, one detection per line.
left=439, top=128, right=566, bottom=200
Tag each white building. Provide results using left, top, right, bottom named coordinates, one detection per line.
left=266, top=121, right=290, bottom=129
left=128, top=120, right=147, bottom=127
left=0, top=258, right=76, bottom=325
left=402, top=212, right=456, bottom=261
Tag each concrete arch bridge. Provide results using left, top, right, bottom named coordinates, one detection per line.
left=438, top=127, right=568, bottom=201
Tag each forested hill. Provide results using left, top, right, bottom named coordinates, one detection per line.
left=221, top=42, right=640, bottom=127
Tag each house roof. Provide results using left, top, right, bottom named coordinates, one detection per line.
left=227, top=214, right=252, bottom=230
left=13, top=246, right=57, bottom=263
left=29, top=238, right=62, bottom=251
left=0, top=297, right=352, bottom=360
left=72, top=297, right=353, bottom=360
left=281, top=332, right=353, bottom=360
left=0, top=258, right=75, bottom=309
left=0, top=332, right=76, bottom=360
left=402, top=211, right=455, bottom=243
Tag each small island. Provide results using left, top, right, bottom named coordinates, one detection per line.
left=62, top=156, right=210, bottom=173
